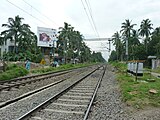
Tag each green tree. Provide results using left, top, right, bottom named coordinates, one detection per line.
left=120, top=19, right=136, bottom=38
left=1, top=15, right=26, bottom=53
left=58, top=22, right=74, bottom=63
left=120, top=19, right=136, bottom=61
left=150, top=27, right=160, bottom=57
left=129, top=30, right=140, bottom=60
left=108, top=50, right=117, bottom=62
left=138, top=19, right=153, bottom=53
left=58, top=22, right=85, bottom=63
left=112, top=31, right=121, bottom=61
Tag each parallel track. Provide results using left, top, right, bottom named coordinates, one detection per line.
left=0, top=67, right=90, bottom=108
left=16, top=65, right=106, bottom=120
left=0, top=68, right=81, bottom=91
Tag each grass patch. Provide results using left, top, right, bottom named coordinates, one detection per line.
left=111, top=62, right=160, bottom=109
left=0, top=62, right=97, bottom=81
left=30, top=63, right=97, bottom=74
left=152, top=67, right=160, bottom=74
left=0, top=64, right=29, bottom=81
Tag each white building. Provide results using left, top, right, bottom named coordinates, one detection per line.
left=0, top=39, right=15, bottom=58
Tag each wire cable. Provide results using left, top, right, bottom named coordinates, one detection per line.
left=80, top=0, right=98, bottom=38
left=6, top=0, right=50, bottom=26
left=83, top=0, right=110, bottom=52
left=84, top=0, right=100, bottom=38
left=22, top=0, right=59, bottom=27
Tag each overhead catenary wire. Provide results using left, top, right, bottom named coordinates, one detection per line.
left=22, top=0, right=59, bottom=27
left=84, top=0, right=100, bottom=38
left=6, top=0, right=50, bottom=27
left=80, top=0, right=98, bottom=38
left=84, top=0, right=110, bottom=51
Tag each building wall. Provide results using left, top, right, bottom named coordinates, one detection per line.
left=0, top=39, right=14, bottom=57
left=152, top=59, right=160, bottom=69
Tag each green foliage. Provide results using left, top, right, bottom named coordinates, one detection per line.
left=3, top=51, right=43, bottom=63
left=108, top=50, right=117, bottom=62
left=58, top=22, right=105, bottom=63
left=112, top=62, right=160, bottom=109
left=6, top=63, right=17, bottom=70
left=109, top=19, right=160, bottom=62
left=110, top=61, right=127, bottom=72
left=0, top=64, right=29, bottom=80
left=1, top=15, right=41, bottom=63
left=152, top=67, right=160, bottom=73
left=91, top=52, right=105, bottom=62
left=31, top=63, right=95, bottom=74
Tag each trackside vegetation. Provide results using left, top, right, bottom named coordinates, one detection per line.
left=31, top=63, right=97, bottom=74
left=111, top=62, right=160, bottom=109
left=0, top=64, right=29, bottom=81
left=0, top=63, right=97, bottom=81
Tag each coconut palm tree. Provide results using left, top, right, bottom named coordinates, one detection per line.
left=138, top=19, right=153, bottom=52
left=0, top=36, right=4, bottom=46
left=120, top=19, right=136, bottom=38
left=112, top=31, right=121, bottom=60
left=1, top=15, right=25, bottom=53
left=120, top=19, right=136, bottom=61
left=18, top=24, right=36, bottom=52
left=130, top=30, right=140, bottom=59
left=151, top=27, right=160, bottom=57
left=80, top=42, right=91, bottom=62
left=58, top=22, right=75, bottom=63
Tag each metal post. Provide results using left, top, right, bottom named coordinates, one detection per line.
left=126, top=38, right=128, bottom=63
left=108, top=39, right=112, bottom=52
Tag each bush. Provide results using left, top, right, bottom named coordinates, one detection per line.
left=0, top=65, right=29, bottom=81
left=3, top=51, right=43, bottom=63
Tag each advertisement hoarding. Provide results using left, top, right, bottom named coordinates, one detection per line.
left=37, top=27, right=57, bottom=47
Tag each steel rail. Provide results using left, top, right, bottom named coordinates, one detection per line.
left=17, top=66, right=100, bottom=120
left=0, top=69, right=74, bottom=84
left=0, top=78, right=66, bottom=108
left=0, top=65, right=93, bottom=84
left=83, top=65, right=106, bottom=120
left=0, top=70, right=71, bottom=91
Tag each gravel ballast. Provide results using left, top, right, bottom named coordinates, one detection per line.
left=88, top=64, right=160, bottom=120
left=0, top=66, right=97, bottom=120
left=1, top=64, right=160, bottom=120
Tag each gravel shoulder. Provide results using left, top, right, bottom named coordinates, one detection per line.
left=88, top=64, right=160, bottom=120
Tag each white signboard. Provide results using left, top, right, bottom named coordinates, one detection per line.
left=37, top=27, right=57, bottom=47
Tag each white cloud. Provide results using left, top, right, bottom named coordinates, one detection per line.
left=0, top=0, right=160, bottom=60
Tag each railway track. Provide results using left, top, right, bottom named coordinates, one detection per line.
left=16, top=65, right=106, bottom=120
left=0, top=69, right=72, bottom=91
left=0, top=67, right=91, bottom=108
left=0, top=65, right=104, bottom=119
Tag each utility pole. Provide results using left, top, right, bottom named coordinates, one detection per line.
left=108, top=39, right=112, bottom=52
left=126, top=37, right=128, bottom=64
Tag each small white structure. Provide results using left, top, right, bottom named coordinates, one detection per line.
left=130, top=62, right=134, bottom=73
left=128, top=60, right=144, bottom=76
left=0, top=39, right=16, bottom=57
left=148, top=56, right=158, bottom=69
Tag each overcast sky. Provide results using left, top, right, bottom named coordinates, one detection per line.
left=0, top=0, right=160, bottom=60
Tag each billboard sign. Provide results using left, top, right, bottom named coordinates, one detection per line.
left=37, top=27, right=57, bottom=47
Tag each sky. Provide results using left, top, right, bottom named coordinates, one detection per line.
left=0, top=0, right=160, bottom=60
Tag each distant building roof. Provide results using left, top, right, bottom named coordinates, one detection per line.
left=148, top=56, right=157, bottom=59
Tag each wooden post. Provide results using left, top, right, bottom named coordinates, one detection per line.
left=135, top=62, right=139, bottom=81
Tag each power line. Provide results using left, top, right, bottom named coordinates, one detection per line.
left=83, top=0, right=110, bottom=52
left=6, top=0, right=50, bottom=26
left=84, top=38, right=110, bottom=41
left=22, top=0, right=59, bottom=27
left=84, top=0, right=100, bottom=38
left=87, top=0, right=93, bottom=16
left=80, top=0, right=98, bottom=38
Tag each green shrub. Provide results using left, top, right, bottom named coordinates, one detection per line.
left=0, top=65, right=29, bottom=81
